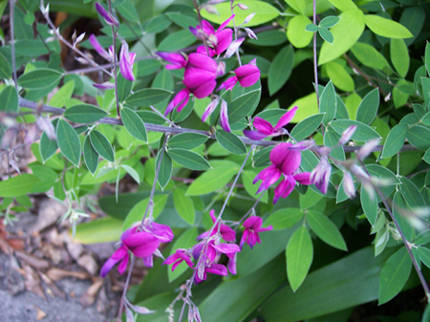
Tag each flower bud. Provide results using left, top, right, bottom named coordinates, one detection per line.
left=339, top=125, right=356, bottom=145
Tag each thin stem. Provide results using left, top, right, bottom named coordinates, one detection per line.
left=149, top=105, right=179, bottom=128
left=236, top=193, right=264, bottom=228
left=117, top=256, right=136, bottom=319
left=9, top=0, right=17, bottom=89
left=312, top=0, right=319, bottom=108
left=359, top=159, right=430, bottom=300
left=107, top=0, right=121, bottom=118
left=231, top=0, right=242, bottom=66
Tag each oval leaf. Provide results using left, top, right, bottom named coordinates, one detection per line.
left=83, top=135, right=99, bottom=175
left=125, top=88, right=172, bottom=107
left=0, top=174, right=40, bottom=197
left=18, top=68, right=63, bottom=89
left=64, top=104, right=108, bottom=123
left=173, top=188, right=195, bottom=225
left=90, top=130, right=114, bottom=162
left=356, top=88, right=380, bottom=125
left=268, top=45, right=294, bottom=95
left=307, top=210, right=347, bottom=251
left=167, top=148, right=210, bottom=171
left=121, top=107, right=147, bottom=142
left=329, top=119, right=381, bottom=141
left=381, top=124, right=408, bottom=159
left=215, top=130, right=246, bottom=155
left=39, top=131, right=58, bottom=162
left=56, top=118, right=81, bottom=166
left=364, top=15, right=413, bottom=39
left=168, top=133, right=209, bottom=149
left=287, top=15, right=313, bottom=48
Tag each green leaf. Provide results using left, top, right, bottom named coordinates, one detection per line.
left=248, top=30, right=287, bottom=47
left=0, top=86, right=18, bottom=113
left=156, top=151, right=172, bottom=189
left=167, top=148, right=210, bottom=171
left=290, top=93, right=319, bottom=123
left=426, top=42, right=430, bottom=76
left=390, top=39, right=409, bottom=78
left=121, top=107, right=147, bottom=142
left=173, top=188, right=195, bottom=225
left=393, top=192, right=414, bottom=242
left=228, top=90, right=261, bottom=124
left=73, top=217, right=123, bottom=244
left=116, top=73, right=133, bottom=102
left=145, top=14, right=172, bottom=33
left=324, top=129, right=345, bottom=161
left=122, top=195, right=169, bottom=231
left=167, top=228, right=198, bottom=282
left=15, top=39, right=49, bottom=57
left=287, top=15, right=313, bottom=48
left=406, top=125, right=430, bottom=150
left=166, top=12, right=199, bottom=29
left=56, top=118, right=81, bottom=166
left=378, top=247, right=412, bottom=305
left=215, top=130, right=246, bottom=155
left=325, top=61, right=354, bottom=92
left=360, top=185, right=378, bottom=226
left=318, top=10, right=365, bottom=65
left=327, top=0, right=357, bottom=11
left=83, top=136, right=99, bottom=175
left=290, top=114, right=324, bottom=141
left=319, top=80, right=336, bottom=125
left=157, top=30, right=196, bottom=51
left=307, top=210, right=347, bottom=251
left=0, top=174, right=40, bottom=197
left=305, top=23, right=318, bottom=32
left=64, top=104, right=108, bottom=123
left=135, top=59, right=162, bottom=78
left=117, top=1, right=139, bottom=22
left=319, top=16, right=341, bottom=28
left=318, top=27, right=334, bottom=44
left=201, top=0, right=280, bottom=27
left=49, top=81, right=75, bottom=108
left=399, top=176, right=426, bottom=209
left=364, top=15, right=413, bottom=39
left=287, top=226, right=313, bottom=292
left=381, top=123, right=407, bottom=159
left=168, top=133, right=208, bottom=149
left=265, top=208, right=303, bottom=230
left=40, top=131, right=58, bottom=163
left=330, top=119, right=381, bottom=141
left=90, top=130, right=114, bottom=162
left=121, top=164, right=141, bottom=184
left=18, top=68, right=63, bottom=89
left=268, top=45, right=294, bottom=95
left=125, top=88, right=172, bottom=107
left=187, top=161, right=238, bottom=195
left=0, top=52, right=12, bottom=79
left=356, top=88, right=379, bottom=125
left=242, top=170, right=268, bottom=203
left=285, top=0, right=306, bottom=14
left=351, top=42, right=392, bottom=73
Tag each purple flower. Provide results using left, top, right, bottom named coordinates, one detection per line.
left=183, top=53, right=217, bottom=98
left=156, top=52, right=187, bottom=70
left=165, top=88, right=190, bottom=115
left=197, top=210, right=236, bottom=242
left=240, top=216, right=273, bottom=249
left=195, top=263, right=228, bottom=284
left=95, top=2, right=119, bottom=27
left=202, top=97, right=220, bottom=122
left=219, top=99, right=231, bottom=132
left=100, top=227, right=160, bottom=277
left=254, top=143, right=312, bottom=204
left=163, top=249, right=194, bottom=271
left=218, top=59, right=260, bottom=91
left=119, top=42, right=136, bottom=81
left=89, top=34, right=111, bottom=61
left=244, top=106, right=297, bottom=140
left=310, top=156, right=331, bottom=194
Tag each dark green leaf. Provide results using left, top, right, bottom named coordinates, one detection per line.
left=360, top=185, right=378, bottom=226
left=306, top=24, right=318, bottom=32
left=287, top=226, right=313, bottom=292
left=167, top=148, right=210, bottom=171
left=265, top=208, right=303, bottom=230
left=356, top=88, right=379, bottom=125
left=173, top=188, right=195, bottom=225
left=0, top=52, right=12, bottom=79
left=318, top=27, right=334, bottom=44
left=393, top=192, right=414, bottom=242
left=156, top=150, right=172, bottom=189
left=415, top=230, right=430, bottom=246
left=426, top=42, right=430, bottom=76
left=56, top=118, right=81, bottom=166
left=0, top=174, right=40, bottom=197
left=18, top=68, right=63, bottom=89
left=241, top=170, right=269, bottom=203
left=215, top=130, right=246, bottom=155
left=399, top=176, right=426, bottom=209
left=248, top=30, right=287, bottom=46
left=136, top=111, right=165, bottom=125
left=90, top=130, right=114, bottom=162
left=253, top=146, right=273, bottom=168
left=135, top=59, right=162, bottom=77
left=145, top=14, right=172, bottom=34
left=64, top=104, right=108, bottom=123
left=268, top=45, right=294, bottom=95
left=116, top=73, right=133, bottom=102
left=157, top=30, right=196, bottom=51
left=168, top=133, right=209, bottom=149
left=0, top=86, right=18, bottom=113
left=418, top=247, right=430, bottom=269
left=319, top=80, right=336, bottom=125
left=228, top=90, right=261, bottom=124
left=40, top=131, right=58, bottom=162
left=381, top=124, right=408, bottom=159
left=125, top=89, right=172, bottom=107
left=391, top=39, right=409, bottom=78
left=400, top=6, right=425, bottom=46
left=379, top=247, right=412, bottom=305
left=319, top=16, right=341, bottom=28
left=83, top=135, right=99, bottom=175
left=330, top=119, right=381, bottom=141
left=324, top=129, right=345, bottom=161
left=407, top=125, right=430, bottom=150
left=290, top=114, right=324, bottom=141
left=307, top=210, right=347, bottom=251
left=121, top=107, right=147, bottom=142
left=15, top=39, right=50, bottom=57
left=166, top=12, right=199, bottom=29
left=117, top=1, right=139, bottom=22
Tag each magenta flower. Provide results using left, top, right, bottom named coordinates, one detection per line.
left=310, top=155, right=331, bottom=194
left=100, top=227, right=160, bottom=277
left=197, top=210, right=236, bottom=242
left=240, top=216, right=273, bottom=249
left=219, top=99, right=231, bottom=132
left=253, top=143, right=312, bottom=204
left=89, top=34, right=111, bottom=61
left=119, top=42, right=136, bottom=81
left=163, top=249, right=194, bottom=271
left=194, top=263, right=228, bottom=284
left=244, top=106, right=298, bottom=140
left=218, top=59, right=260, bottom=91
left=156, top=52, right=187, bottom=70
left=95, top=2, right=119, bottom=27
left=190, top=15, right=234, bottom=57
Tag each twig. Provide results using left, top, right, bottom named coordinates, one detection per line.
left=107, top=0, right=120, bottom=118
left=9, top=0, right=17, bottom=89
left=117, top=256, right=135, bottom=319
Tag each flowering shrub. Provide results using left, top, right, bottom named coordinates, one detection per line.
left=1, top=0, right=430, bottom=321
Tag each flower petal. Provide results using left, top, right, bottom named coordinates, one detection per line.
left=219, top=99, right=231, bottom=132
left=243, top=130, right=268, bottom=141
left=274, top=106, right=297, bottom=130
left=253, top=117, right=275, bottom=135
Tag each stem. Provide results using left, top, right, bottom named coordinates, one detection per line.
left=9, top=0, right=17, bottom=90
left=312, top=0, right=319, bottom=108
left=359, top=160, right=430, bottom=300
left=117, top=256, right=136, bottom=319
left=231, top=0, right=242, bottom=66
left=107, top=0, right=121, bottom=118
left=236, top=193, right=264, bottom=228
left=149, top=105, right=179, bottom=128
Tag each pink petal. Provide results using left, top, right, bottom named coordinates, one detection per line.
left=235, top=64, right=260, bottom=88
left=183, top=69, right=216, bottom=98
left=211, top=242, right=240, bottom=254
left=280, top=150, right=301, bottom=175
left=243, top=130, right=268, bottom=141
left=219, top=99, right=231, bottom=132
left=202, top=98, right=220, bottom=122
left=227, top=252, right=237, bottom=275
left=217, top=76, right=238, bottom=91
left=274, top=106, right=297, bottom=130
left=253, top=117, right=275, bottom=135
left=150, top=222, right=174, bottom=242
left=215, top=29, right=233, bottom=55
left=89, top=34, right=110, bottom=61
left=119, top=42, right=135, bottom=81
left=117, top=253, right=130, bottom=274
left=294, top=172, right=312, bottom=185
left=240, top=230, right=249, bottom=249
left=187, top=53, right=217, bottom=74
left=269, top=143, right=292, bottom=168
left=220, top=225, right=236, bottom=242
left=206, top=263, right=228, bottom=276
left=243, top=216, right=262, bottom=230
left=218, top=14, right=235, bottom=31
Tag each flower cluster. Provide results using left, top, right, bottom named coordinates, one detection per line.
left=156, top=15, right=260, bottom=132
left=163, top=210, right=271, bottom=284
left=100, top=219, right=173, bottom=277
